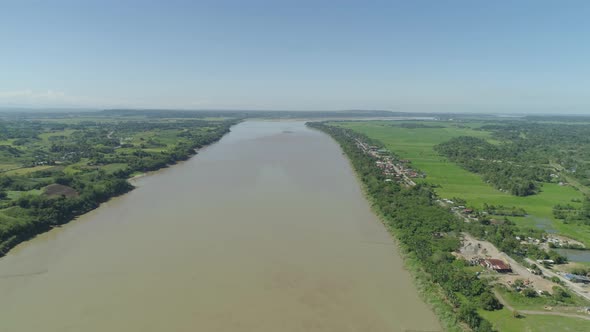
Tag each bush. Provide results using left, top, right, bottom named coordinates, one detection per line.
left=552, top=286, right=571, bottom=302
left=480, top=292, right=503, bottom=311
left=522, top=288, right=538, bottom=298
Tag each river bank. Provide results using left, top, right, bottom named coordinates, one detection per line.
left=307, top=121, right=502, bottom=332
left=307, top=123, right=458, bottom=331
left=0, top=123, right=234, bottom=259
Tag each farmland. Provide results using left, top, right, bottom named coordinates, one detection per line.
left=334, top=120, right=590, bottom=246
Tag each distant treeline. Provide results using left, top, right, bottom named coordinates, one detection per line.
left=482, top=204, right=527, bottom=217
left=72, top=109, right=409, bottom=119
left=480, top=122, right=590, bottom=187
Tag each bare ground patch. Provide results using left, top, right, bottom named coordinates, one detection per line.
left=456, top=233, right=556, bottom=293
left=43, top=184, right=79, bottom=198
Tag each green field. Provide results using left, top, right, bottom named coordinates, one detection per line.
left=3, top=165, right=54, bottom=176
left=335, top=121, right=590, bottom=245
left=38, top=129, right=76, bottom=142
left=479, top=308, right=589, bottom=332
left=6, top=189, right=42, bottom=200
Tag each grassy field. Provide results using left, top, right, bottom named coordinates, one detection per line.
left=3, top=165, right=54, bottom=176
left=335, top=120, right=590, bottom=245
left=38, top=129, right=76, bottom=142
left=0, top=163, right=20, bottom=172
left=6, top=189, right=42, bottom=200
left=495, top=286, right=590, bottom=311
left=479, top=308, right=589, bottom=332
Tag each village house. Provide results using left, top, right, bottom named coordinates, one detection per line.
left=480, top=258, right=512, bottom=273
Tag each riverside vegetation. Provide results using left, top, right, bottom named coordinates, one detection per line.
left=0, top=111, right=237, bottom=256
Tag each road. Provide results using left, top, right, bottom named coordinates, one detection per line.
left=550, top=161, right=590, bottom=196
left=391, top=164, right=416, bottom=186
left=525, top=258, right=590, bottom=302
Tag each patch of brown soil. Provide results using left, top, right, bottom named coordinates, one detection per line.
left=43, top=184, right=79, bottom=198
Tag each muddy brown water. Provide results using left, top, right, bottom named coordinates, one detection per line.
left=0, top=121, right=440, bottom=332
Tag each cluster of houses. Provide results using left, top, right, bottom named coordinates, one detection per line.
left=516, top=236, right=543, bottom=246
left=439, top=199, right=480, bottom=222
left=545, top=235, right=585, bottom=249
left=354, top=138, right=423, bottom=186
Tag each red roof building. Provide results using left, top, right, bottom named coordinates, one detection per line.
left=481, top=259, right=512, bottom=273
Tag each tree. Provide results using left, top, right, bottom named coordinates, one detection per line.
left=512, top=279, right=525, bottom=289
left=480, top=292, right=503, bottom=311
left=552, top=286, right=571, bottom=302
left=478, top=319, right=494, bottom=332
left=522, top=288, right=537, bottom=298
left=458, top=304, right=481, bottom=329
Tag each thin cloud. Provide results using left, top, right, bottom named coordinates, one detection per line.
left=0, top=89, right=85, bottom=107
left=0, top=89, right=213, bottom=110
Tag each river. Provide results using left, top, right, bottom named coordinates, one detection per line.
left=0, top=121, right=440, bottom=332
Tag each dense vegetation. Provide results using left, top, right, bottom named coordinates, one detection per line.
left=0, top=113, right=237, bottom=256
left=435, top=136, right=550, bottom=196
left=479, top=122, right=590, bottom=187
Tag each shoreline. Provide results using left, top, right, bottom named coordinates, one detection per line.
left=310, top=124, right=450, bottom=331
left=0, top=128, right=234, bottom=259
left=310, top=124, right=457, bottom=331
left=308, top=122, right=469, bottom=332
left=127, top=140, right=222, bottom=183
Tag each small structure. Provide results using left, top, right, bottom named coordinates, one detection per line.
left=481, top=258, right=512, bottom=273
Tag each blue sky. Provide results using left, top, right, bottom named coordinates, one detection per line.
left=1, top=0, right=589, bottom=112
